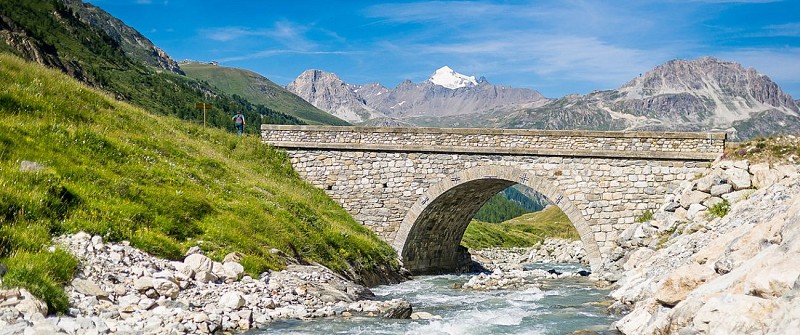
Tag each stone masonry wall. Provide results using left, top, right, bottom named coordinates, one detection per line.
left=285, top=150, right=708, bottom=259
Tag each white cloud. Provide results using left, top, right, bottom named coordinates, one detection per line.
left=201, top=21, right=316, bottom=50
left=217, top=50, right=352, bottom=64
left=761, top=23, right=800, bottom=37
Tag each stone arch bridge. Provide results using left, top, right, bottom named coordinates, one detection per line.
left=262, top=125, right=725, bottom=273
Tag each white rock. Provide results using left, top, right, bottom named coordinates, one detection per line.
left=722, top=189, right=752, bottom=204
left=133, top=277, right=154, bottom=291
left=219, top=291, right=245, bottom=310
left=732, top=160, right=749, bottom=170
left=152, top=279, right=180, bottom=299
left=222, top=262, right=244, bottom=281
left=725, top=167, right=752, bottom=190
left=709, top=183, right=732, bottom=196
left=184, top=254, right=213, bottom=274
left=686, top=203, right=708, bottom=220
left=194, top=271, right=217, bottom=283
left=680, top=190, right=711, bottom=208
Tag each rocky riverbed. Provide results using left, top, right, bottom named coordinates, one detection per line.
left=463, top=239, right=591, bottom=291
left=0, top=233, right=411, bottom=335
left=603, top=159, right=800, bottom=334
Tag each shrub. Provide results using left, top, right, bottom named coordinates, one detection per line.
left=707, top=199, right=731, bottom=218
left=636, top=210, right=654, bottom=223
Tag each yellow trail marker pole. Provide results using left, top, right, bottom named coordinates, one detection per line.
left=195, top=103, right=211, bottom=128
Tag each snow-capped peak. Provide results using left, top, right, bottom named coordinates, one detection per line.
left=428, top=66, right=478, bottom=89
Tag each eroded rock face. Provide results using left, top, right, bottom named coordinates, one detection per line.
left=608, top=159, right=800, bottom=335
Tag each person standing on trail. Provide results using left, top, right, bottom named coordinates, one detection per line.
left=232, top=112, right=245, bottom=136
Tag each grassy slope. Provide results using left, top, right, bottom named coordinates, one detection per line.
left=462, top=205, right=580, bottom=250
left=181, top=63, right=349, bottom=126
left=0, top=54, right=397, bottom=313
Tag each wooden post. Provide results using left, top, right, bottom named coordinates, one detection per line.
left=195, top=103, right=212, bottom=128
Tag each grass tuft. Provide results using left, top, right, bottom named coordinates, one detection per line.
left=707, top=199, right=731, bottom=219
left=635, top=210, right=654, bottom=223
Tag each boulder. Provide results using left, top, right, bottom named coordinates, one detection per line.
left=724, top=167, right=752, bottom=190
left=686, top=203, right=708, bottom=221
left=195, top=270, right=217, bottom=283
left=219, top=291, right=245, bottom=310
left=410, top=311, right=436, bottom=320
left=775, top=164, right=798, bottom=179
left=749, top=162, right=770, bottom=174
left=184, top=253, right=213, bottom=274
left=153, top=279, right=180, bottom=299
left=680, top=190, right=711, bottom=208
left=695, top=175, right=714, bottom=192
left=674, top=207, right=688, bottom=221
left=654, top=263, right=716, bottom=306
left=623, top=248, right=656, bottom=271
left=752, top=169, right=781, bottom=189
left=133, top=277, right=154, bottom=291
left=709, top=183, right=732, bottom=196
left=663, top=201, right=680, bottom=212
left=381, top=299, right=412, bottom=319
left=222, top=262, right=245, bottom=282
left=184, top=246, right=202, bottom=256
left=223, top=252, right=244, bottom=263
left=702, top=197, right=724, bottom=209
left=71, top=278, right=109, bottom=298
left=691, top=294, right=775, bottom=335
left=722, top=189, right=752, bottom=204
left=14, top=289, right=48, bottom=317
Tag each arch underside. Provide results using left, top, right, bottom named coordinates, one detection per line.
left=401, top=179, right=516, bottom=274
left=394, top=166, right=603, bottom=274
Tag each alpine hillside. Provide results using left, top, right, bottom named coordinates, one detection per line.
left=181, top=62, right=349, bottom=126
left=60, top=0, right=183, bottom=75
left=0, top=0, right=306, bottom=131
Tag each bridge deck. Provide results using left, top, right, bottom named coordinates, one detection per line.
left=262, top=125, right=726, bottom=160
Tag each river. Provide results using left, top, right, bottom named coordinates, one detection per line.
left=255, top=263, right=620, bottom=335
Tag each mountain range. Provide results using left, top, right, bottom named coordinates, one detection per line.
left=287, top=59, right=800, bottom=140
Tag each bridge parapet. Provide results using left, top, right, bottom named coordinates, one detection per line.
left=261, top=125, right=725, bottom=160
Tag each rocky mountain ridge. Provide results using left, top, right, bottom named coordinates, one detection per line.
left=61, top=0, right=183, bottom=75
left=287, top=69, right=385, bottom=124
left=286, top=67, right=548, bottom=124
left=289, top=58, right=798, bottom=140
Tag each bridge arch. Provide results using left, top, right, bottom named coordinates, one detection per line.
left=392, top=165, right=602, bottom=274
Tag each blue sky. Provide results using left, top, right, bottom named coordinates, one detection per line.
left=88, top=0, right=800, bottom=99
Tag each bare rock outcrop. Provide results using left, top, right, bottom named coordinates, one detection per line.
left=607, top=159, right=800, bottom=334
